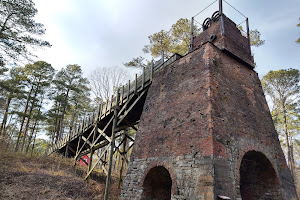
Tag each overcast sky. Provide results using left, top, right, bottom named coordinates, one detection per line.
left=33, top=0, right=300, bottom=78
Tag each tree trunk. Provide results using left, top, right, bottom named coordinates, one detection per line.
left=283, top=105, right=294, bottom=175
left=52, top=101, right=60, bottom=146
left=20, top=104, right=34, bottom=152
left=0, top=12, right=14, bottom=34
left=31, top=130, right=38, bottom=156
left=52, top=118, right=58, bottom=145
left=25, top=94, right=44, bottom=153
left=290, top=136, right=295, bottom=175
left=0, top=96, right=12, bottom=135
left=25, top=113, right=39, bottom=154
left=20, top=86, right=40, bottom=152
left=55, top=118, right=61, bottom=143
left=69, top=105, right=78, bottom=135
left=15, top=87, right=34, bottom=152
left=58, top=89, right=70, bottom=140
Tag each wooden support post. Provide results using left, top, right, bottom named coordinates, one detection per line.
left=87, top=149, right=94, bottom=181
left=127, top=80, right=130, bottom=99
left=72, top=125, right=75, bottom=138
left=65, top=143, right=69, bottom=158
left=110, top=95, right=113, bottom=113
left=142, top=67, right=145, bottom=89
left=90, top=115, right=114, bottom=148
left=93, top=123, right=97, bottom=144
left=96, top=106, right=99, bottom=120
left=79, top=120, right=82, bottom=132
left=118, top=129, right=127, bottom=188
left=85, top=117, right=87, bottom=129
left=121, top=86, right=124, bottom=103
left=99, top=104, right=102, bottom=121
left=150, top=60, right=154, bottom=82
left=104, top=88, right=120, bottom=200
left=104, top=102, right=107, bottom=116
left=87, top=116, right=89, bottom=128
left=74, top=135, right=82, bottom=166
left=134, top=74, right=137, bottom=94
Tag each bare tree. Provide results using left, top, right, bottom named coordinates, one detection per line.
left=89, top=66, right=130, bottom=104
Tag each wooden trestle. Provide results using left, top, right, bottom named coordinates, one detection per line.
left=45, top=53, right=182, bottom=183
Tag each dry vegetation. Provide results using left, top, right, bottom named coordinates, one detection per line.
left=294, top=170, right=300, bottom=196
left=0, top=140, right=120, bottom=200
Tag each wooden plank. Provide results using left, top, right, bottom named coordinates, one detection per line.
left=121, top=86, right=124, bottom=104
left=97, top=128, right=112, bottom=143
left=114, top=147, right=128, bottom=163
left=117, top=90, right=147, bottom=126
left=126, top=142, right=134, bottom=153
left=68, top=146, right=76, bottom=154
left=134, top=74, right=137, bottom=93
left=115, top=122, right=135, bottom=132
left=90, top=115, right=114, bottom=147
left=117, top=96, right=131, bottom=118
left=87, top=149, right=94, bottom=179
left=131, top=125, right=138, bottom=132
left=82, top=136, right=92, bottom=147
left=93, top=140, right=110, bottom=151
left=142, top=67, right=145, bottom=88
left=110, top=95, right=113, bottom=113
left=125, top=133, right=135, bottom=142
left=84, top=144, right=110, bottom=180
left=127, top=80, right=130, bottom=100
left=74, top=125, right=96, bottom=161
left=151, top=59, right=154, bottom=81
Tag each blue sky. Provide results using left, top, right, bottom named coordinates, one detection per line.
left=33, top=0, right=300, bottom=78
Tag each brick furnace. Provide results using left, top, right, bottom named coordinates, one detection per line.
left=121, top=10, right=298, bottom=200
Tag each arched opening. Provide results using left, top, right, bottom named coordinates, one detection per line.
left=142, top=166, right=172, bottom=200
left=240, top=151, right=282, bottom=200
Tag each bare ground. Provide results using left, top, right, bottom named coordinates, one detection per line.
left=0, top=143, right=120, bottom=200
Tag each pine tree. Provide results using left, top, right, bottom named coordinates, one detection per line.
left=0, top=0, right=50, bottom=66
left=262, top=68, right=300, bottom=174
left=15, top=61, right=54, bottom=152
left=49, top=64, right=90, bottom=142
left=0, top=67, right=26, bottom=136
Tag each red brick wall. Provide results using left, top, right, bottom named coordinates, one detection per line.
left=132, top=46, right=213, bottom=159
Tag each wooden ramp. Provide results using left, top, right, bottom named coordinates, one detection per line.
left=45, top=53, right=182, bottom=179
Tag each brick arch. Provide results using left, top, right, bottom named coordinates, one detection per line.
left=235, top=143, right=275, bottom=182
left=238, top=150, right=282, bottom=200
left=140, top=161, right=178, bottom=198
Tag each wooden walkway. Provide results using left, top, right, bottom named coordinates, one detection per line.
left=45, top=53, right=182, bottom=180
